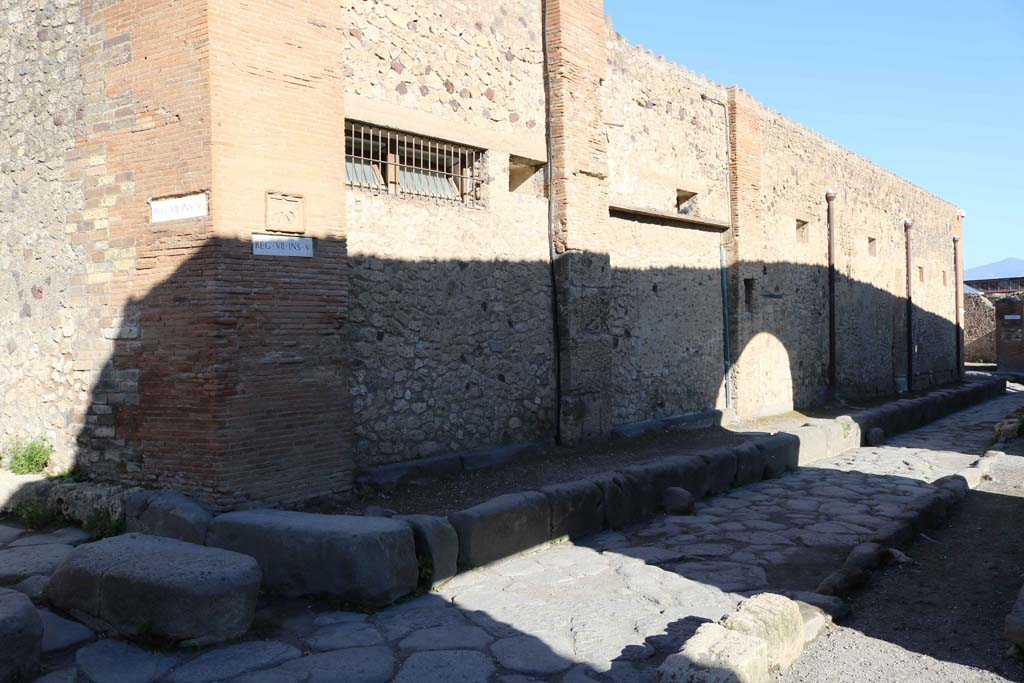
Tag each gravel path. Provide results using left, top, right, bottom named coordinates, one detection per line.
left=776, top=437, right=1024, bottom=683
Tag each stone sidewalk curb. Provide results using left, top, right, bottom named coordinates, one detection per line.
left=0, top=378, right=1007, bottom=611
left=657, top=592, right=833, bottom=683
left=815, top=445, right=1003, bottom=599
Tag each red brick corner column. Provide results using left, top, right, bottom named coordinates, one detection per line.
left=544, top=0, right=614, bottom=445
left=72, top=0, right=351, bottom=508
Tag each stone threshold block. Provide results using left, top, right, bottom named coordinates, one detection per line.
left=47, top=533, right=260, bottom=646
left=206, top=510, right=418, bottom=607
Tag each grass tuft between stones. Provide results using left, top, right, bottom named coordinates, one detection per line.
left=6, top=436, right=53, bottom=474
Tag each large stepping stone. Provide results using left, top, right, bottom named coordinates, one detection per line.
left=47, top=533, right=260, bottom=646
left=0, top=588, right=43, bottom=683
left=206, top=510, right=417, bottom=607
left=0, top=544, right=74, bottom=585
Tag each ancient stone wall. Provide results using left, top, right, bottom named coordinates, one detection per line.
left=341, top=0, right=556, bottom=467
left=0, top=0, right=90, bottom=470
left=340, top=0, right=545, bottom=145
left=599, top=28, right=730, bottom=425
left=965, top=292, right=996, bottom=363
left=732, top=96, right=961, bottom=416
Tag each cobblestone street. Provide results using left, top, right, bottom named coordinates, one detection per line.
left=3, top=386, right=1019, bottom=683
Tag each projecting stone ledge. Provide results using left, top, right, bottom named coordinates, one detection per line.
left=47, top=533, right=260, bottom=646
left=206, top=509, right=418, bottom=607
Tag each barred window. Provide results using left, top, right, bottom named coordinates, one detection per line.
left=345, top=121, right=484, bottom=207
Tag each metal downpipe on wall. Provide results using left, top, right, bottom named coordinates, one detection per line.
left=904, top=219, right=915, bottom=391
left=953, top=234, right=962, bottom=377
left=540, top=0, right=562, bottom=443
left=701, top=92, right=734, bottom=410
left=826, top=190, right=837, bottom=392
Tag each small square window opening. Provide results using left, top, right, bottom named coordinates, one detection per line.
left=795, top=219, right=809, bottom=243
left=676, top=189, right=697, bottom=215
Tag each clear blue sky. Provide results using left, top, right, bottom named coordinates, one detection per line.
left=604, top=0, right=1023, bottom=269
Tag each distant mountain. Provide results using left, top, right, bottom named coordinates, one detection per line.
left=965, top=257, right=1024, bottom=281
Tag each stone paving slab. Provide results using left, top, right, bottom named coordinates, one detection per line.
left=14, top=386, right=1024, bottom=683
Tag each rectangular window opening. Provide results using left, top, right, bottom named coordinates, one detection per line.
left=942, top=270, right=948, bottom=286
left=509, top=155, right=546, bottom=196
left=795, top=219, right=809, bottom=243
left=345, top=121, right=485, bottom=207
left=867, top=236, right=878, bottom=257
left=918, top=266, right=925, bottom=283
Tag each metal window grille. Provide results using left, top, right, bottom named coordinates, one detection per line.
left=345, top=121, right=484, bottom=207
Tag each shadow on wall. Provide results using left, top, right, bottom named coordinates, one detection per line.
left=61, top=237, right=960, bottom=506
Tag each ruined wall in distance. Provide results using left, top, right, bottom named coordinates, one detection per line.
left=964, top=292, right=996, bottom=363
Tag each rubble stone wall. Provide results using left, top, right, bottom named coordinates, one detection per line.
left=0, top=0, right=91, bottom=471
left=964, top=292, right=996, bottom=363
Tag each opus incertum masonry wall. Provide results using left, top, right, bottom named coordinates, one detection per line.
left=1, top=0, right=964, bottom=508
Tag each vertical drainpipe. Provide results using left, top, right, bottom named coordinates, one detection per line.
left=904, top=219, right=914, bottom=392
left=540, top=0, right=562, bottom=443
left=826, top=190, right=837, bottom=393
left=953, top=234, right=962, bottom=378
left=702, top=93, right=733, bottom=410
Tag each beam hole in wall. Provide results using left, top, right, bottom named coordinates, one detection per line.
left=744, top=277, right=756, bottom=311
left=509, top=155, right=547, bottom=197
left=867, top=236, right=878, bottom=257
left=795, top=219, right=809, bottom=243
left=676, top=189, right=697, bottom=215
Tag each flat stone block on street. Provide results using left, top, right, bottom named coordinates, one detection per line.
left=74, top=640, right=176, bottom=683
left=48, top=533, right=260, bottom=646
left=0, top=587, right=42, bottom=683
left=0, top=544, right=74, bottom=586
left=393, top=650, right=494, bottom=683
left=167, top=640, right=301, bottom=682
left=449, top=492, right=550, bottom=569
left=720, top=593, right=803, bottom=670
left=124, top=490, right=213, bottom=545
left=206, top=510, right=417, bottom=607
left=658, top=622, right=768, bottom=683
left=276, top=646, right=395, bottom=683
left=39, top=609, right=94, bottom=654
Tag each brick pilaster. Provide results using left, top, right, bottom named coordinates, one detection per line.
left=726, top=86, right=764, bottom=416
left=544, top=0, right=613, bottom=444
